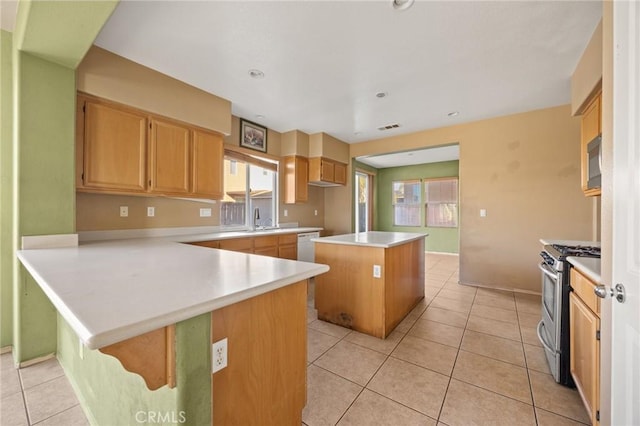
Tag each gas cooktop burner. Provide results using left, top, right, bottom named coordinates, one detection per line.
left=551, top=244, right=601, bottom=258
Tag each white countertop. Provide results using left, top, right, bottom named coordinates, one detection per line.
left=568, top=257, right=601, bottom=284
left=539, top=238, right=601, bottom=247
left=312, top=231, right=427, bottom=248
left=17, top=236, right=328, bottom=350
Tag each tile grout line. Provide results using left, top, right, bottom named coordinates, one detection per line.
left=434, top=283, right=477, bottom=423
left=516, top=303, right=541, bottom=425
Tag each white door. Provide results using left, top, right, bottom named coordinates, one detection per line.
left=609, top=2, right=640, bottom=424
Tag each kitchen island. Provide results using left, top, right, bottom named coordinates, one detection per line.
left=312, top=231, right=426, bottom=338
left=17, top=233, right=328, bottom=425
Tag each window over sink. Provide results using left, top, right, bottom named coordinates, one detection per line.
left=220, top=150, right=278, bottom=229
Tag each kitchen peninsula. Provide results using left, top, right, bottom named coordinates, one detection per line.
left=17, top=233, right=329, bottom=425
left=312, top=231, right=426, bottom=338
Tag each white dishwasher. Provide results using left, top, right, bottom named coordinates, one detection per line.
left=297, top=232, right=319, bottom=262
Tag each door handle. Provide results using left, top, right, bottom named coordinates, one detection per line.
left=594, top=283, right=626, bottom=303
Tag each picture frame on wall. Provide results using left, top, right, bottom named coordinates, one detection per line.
left=240, top=119, right=268, bottom=153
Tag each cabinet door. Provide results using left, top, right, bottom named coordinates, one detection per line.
left=334, top=162, right=347, bottom=185
left=83, top=100, right=147, bottom=192
left=149, top=118, right=190, bottom=195
left=192, top=130, right=223, bottom=199
left=278, top=244, right=297, bottom=260
left=321, top=159, right=335, bottom=182
left=284, top=156, right=308, bottom=204
left=570, top=292, right=600, bottom=425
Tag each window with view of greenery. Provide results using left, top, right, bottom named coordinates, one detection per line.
left=424, top=178, right=458, bottom=228
left=392, top=180, right=421, bottom=226
left=220, top=152, right=278, bottom=228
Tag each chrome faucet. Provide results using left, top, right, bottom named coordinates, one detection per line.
left=253, top=207, right=260, bottom=230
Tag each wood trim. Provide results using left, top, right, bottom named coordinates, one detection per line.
left=99, top=325, right=176, bottom=390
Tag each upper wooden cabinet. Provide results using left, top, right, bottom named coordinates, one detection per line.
left=148, top=118, right=191, bottom=195
left=283, top=156, right=308, bottom=204
left=192, top=130, right=224, bottom=199
left=580, top=92, right=601, bottom=197
left=77, top=94, right=223, bottom=200
left=308, top=157, right=347, bottom=186
left=333, top=162, right=347, bottom=185
left=82, top=100, right=147, bottom=192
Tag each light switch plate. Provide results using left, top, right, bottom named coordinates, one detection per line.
left=147, top=207, right=155, bottom=217
left=200, top=208, right=212, bottom=217
left=119, top=206, right=128, bottom=217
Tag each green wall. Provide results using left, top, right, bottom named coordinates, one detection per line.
left=377, top=160, right=460, bottom=253
left=13, top=50, right=76, bottom=361
left=58, top=313, right=211, bottom=426
left=1, top=30, right=14, bottom=348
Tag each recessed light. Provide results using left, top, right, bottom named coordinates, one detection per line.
left=248, top=69, right=265, bottom=79
left=375, top=91, right=388, bottom=99
left=447, top=111, right=459, bottom=117
left=407, top=153, right=414, bottom=156
left=392, top=0, right=414, bottom=11
left=354, top=131, right=362, bottom=136
left=255, top=114, right=265, bottom=120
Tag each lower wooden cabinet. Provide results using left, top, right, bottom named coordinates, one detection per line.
left=278, top=234, right=298, bottom=260
left=190, top=233, right=299, bottom=260
left=570, top=268, right=600, bottom=425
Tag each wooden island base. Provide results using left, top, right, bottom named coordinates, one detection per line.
left=315, top=235, right=425, bottom=339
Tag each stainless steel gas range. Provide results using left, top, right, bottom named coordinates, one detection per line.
left=537, top=242, right=601, bottom=386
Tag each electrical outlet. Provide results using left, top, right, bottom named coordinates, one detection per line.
left=147, top=207, right=155, bottom=217
left=480, top=209, right=487, bottom=217
left=200, top=208, right=212, bottom=217
left=212, top=338, right=228, bottom=373
left=314, top=209, right=318, bottom=216
left=283, top=209, right=288, bottom=217
left=119, top=206, right=128, bottom=217
left=373, top=264, right=381, bottom=278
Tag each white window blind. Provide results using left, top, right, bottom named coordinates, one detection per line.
left=392, top=180, right=421, bottom=226
left=424, top=178, right=458, bottom=228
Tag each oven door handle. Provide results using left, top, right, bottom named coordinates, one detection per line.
left=538, top=262, right=558, bottom=280
left=536, top=320, right=557, bottom=354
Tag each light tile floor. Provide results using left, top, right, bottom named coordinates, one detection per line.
left=0, top=355, right=88, bottom=426
left=2, top=253, right=589, bottom=426
left=303, top=253, right=590, bottom=426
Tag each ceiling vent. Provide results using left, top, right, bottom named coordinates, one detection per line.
left=378, top=123, right=400, bottom=131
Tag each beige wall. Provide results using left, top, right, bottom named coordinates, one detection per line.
left=309, top=133, right=350, bottom=163
left=280, top=130, right=310, bottom=157
left=348, top=105, right=593, bottom=293
left=571, top=20, right=603, bottom=115
left=77, top=46, right=231, bottom=135
left=76, top=193, right=220, bottom=231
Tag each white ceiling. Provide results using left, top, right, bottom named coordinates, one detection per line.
left=4, top=1, right=601, bottom=147
left=357, top=144, right=459, bottom=168
left=93, top=1, right=601, bottom=144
